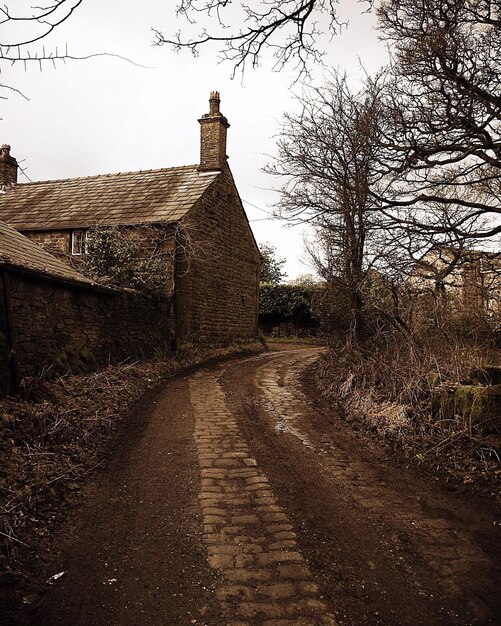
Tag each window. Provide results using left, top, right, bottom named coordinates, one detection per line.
left=71, top=230, right=86, bottom=255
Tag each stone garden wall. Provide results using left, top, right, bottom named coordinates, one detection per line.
left=0, top=269, right=172, bottom=395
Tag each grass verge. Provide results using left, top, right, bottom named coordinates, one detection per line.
left=314, top=337, right=500, bottom=498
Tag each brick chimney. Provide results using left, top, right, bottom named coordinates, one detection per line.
left=0, top=144, right=18, bottom=187
left=198, top=91, right=230, bottom=171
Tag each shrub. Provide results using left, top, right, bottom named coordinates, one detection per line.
left=81, top=225, right=171, bottom=294
left=259, top=283, right=320, bottom=333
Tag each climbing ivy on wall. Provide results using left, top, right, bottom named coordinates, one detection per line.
left=81, top=225, right=171, bottom=295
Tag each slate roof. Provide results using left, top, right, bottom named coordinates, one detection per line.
left=0, top=220, right=94, bottom=285
left=0, top=165, right=220, bottom=231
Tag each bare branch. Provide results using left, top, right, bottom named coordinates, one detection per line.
left=375, top=0, right=501, bottom=239
left=0, top=1, right=83, bottom=47
left=153, top=0, right=372, bottom=79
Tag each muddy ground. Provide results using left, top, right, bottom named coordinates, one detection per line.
left=4, top=346, right=500, bottom=625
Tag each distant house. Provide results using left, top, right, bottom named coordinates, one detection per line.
left=0, top=92, right=260, bottom=347
left=411, top=246, right=501, bottom=317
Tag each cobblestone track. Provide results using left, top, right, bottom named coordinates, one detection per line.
left=15, top=347, right=500, bottom=626
left=190, top=369, right=338, bottom=626
left=255, top=350, right=321, bottom=449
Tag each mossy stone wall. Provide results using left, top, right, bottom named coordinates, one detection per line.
left=431, top=384, right=501, bottom=435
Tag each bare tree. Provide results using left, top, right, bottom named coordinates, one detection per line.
left=154, top=0, right=372, bottom=78
left=155, top=0, right=500, bottom=244
left=268, top=71, right=494, bottom=345
left=375, top=0, right=501, bottom=240
left=267, top=73, right=387, bottom=341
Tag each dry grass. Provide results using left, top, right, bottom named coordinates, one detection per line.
left=0, top=360, right=176, bottom=572
left=315, top=329, right=501, bottom=492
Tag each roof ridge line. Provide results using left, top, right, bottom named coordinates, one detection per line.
left=15, top=164, right=199, bottom=186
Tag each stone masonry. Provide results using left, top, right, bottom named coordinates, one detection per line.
left=176, top=164, right=259, bottom=346
left=190, top=367, right=338, bottom=625
left=198, top=91, right=230, bottom=172
left=0, top=144, right=17, bottom=188
left=0, top=269, right=171, bottom=394
left=23, top=230, right=72, bottom=259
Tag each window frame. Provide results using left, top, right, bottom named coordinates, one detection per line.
left=70, top=229, right=86, bottom=255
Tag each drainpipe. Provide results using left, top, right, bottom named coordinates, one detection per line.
left=1, top=270, right=18, bottom=394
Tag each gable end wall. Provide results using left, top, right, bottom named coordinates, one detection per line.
left=176, top=166, right=259, bottom=345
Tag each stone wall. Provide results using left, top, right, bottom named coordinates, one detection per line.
left=0, top=268, right=172, bottom=394
left=0, top=274, right=11, bottom=395
left=176, top=165, right=260, bottom=346
left=24, top=230, right=71, bottom=260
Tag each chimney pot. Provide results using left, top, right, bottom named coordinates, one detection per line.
left=209, top=91, right=220, bottom=115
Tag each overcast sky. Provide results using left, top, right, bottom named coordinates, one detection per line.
left=0, top=0, right=388, bottom=279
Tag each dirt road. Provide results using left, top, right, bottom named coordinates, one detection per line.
left=24, top=347, right=500, bottom=625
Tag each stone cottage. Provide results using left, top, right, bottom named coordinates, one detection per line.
left=0, top=92, right=260, bottom=347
